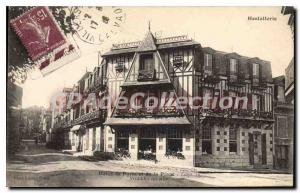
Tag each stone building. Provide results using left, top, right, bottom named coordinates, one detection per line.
left=273, top=76, right=293, bottom=172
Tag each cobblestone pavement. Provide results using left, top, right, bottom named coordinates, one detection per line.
left=6, top=144, right=294, bottom=187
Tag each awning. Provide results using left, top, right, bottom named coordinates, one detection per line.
left=104, top=117, right=191, bottom=126
left=70, top=125, right=82, bottom=132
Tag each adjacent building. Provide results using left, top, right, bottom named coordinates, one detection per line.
left=273, top=76, right=293, bottom=172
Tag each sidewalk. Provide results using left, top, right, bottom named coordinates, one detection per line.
left=107, top=159, right=291, bottom=174
left=62, top=149, right=290, bottom=174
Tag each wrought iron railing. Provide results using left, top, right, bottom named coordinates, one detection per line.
left=137, top=69, right=156, bottom=81
left=198, top=108, right=273, bottom=119
left=53, top=109, right=107, bottom=129
left=114, top=107, right=183, bottom=118
left=73, top=109, right=107, bottom=125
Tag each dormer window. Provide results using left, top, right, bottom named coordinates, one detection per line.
left=173, top=55, right=184, bottom=67
left=253, top=63, right=260, bottom=77
left=140, top=54, right=154, bottom=71
left=204, top=53, right=213, bottom=74
left=229, top=58, right=238, bottom=74
left=137, top=53, right=156, bottom=81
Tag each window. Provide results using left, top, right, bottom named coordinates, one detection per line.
left=108, top=144, right=112, bottom=149
left=229, top=58, right=237, bottom=74
left=131, top=145, right=135, bottom=149
left=277, top=117, right=288, bottom=138
left=173, top=55, right=184, bottom=67
left=140, top=54, right=154, bottom=71
left=159, top=138, right=163, bottom=142
left=253, top=63, right=260, bottom=77
left=216, top=147, right=220, bottom=151
left=202, top=126, right=212, bottom=154
left=202, top=88, right=213, bottom=108
left=159, top=145, right=163, bottom=150
left=229, top=127, right=238, bottom=153
left=185, top=146, right=190, bottom=151
left=204, top=53, right=213, bottom=73
left=252, top=94, right=260, bottom=111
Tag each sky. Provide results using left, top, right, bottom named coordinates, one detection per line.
left=21, top=6, right=294, bottom=108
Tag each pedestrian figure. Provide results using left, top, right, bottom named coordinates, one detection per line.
left=35, top=136, right=38, bottom=145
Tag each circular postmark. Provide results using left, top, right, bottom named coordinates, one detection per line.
left=69, top=6, right=126, bottom=45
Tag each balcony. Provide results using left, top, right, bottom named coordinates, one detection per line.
left=73, top=109, right=107, bottom=125
left=87, top=78, right=107, bottom=93
left=114, top=107, right=184, bottom=118
left=199, top=108, right=273, bottom=120
left=227, top=73, right=246, bottom=87
left=137, top=69, right=156, bottom=81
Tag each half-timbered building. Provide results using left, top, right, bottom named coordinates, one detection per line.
left=102, top=29, right=274, bottom=168
left=49, top=28, right=274, bottom=168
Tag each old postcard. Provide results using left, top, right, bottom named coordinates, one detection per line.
left=6, top=6, right=295, bottom=187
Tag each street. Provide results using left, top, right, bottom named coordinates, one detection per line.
left=7, top=143, right=293, bottom=187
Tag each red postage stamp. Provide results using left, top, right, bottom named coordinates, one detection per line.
left=10, top=6, right=67, bottom=61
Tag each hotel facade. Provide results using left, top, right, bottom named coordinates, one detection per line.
left=49, top=29, right=274, bottom=168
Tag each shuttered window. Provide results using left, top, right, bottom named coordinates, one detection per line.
left=229, top=58, right=237, bottom=74
left=204, top=54, right=213, bottom=68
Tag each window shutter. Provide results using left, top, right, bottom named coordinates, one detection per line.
left=247, top=94, right=252, bottom=110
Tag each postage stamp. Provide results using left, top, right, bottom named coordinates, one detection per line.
left=10, top=6, right=80, bottom=76
left=10, top=6, right=67, bottom=61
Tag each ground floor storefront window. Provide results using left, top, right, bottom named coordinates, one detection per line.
left=166, top=128, right=183, bottom=158
left=138, top=128, right=156, bottom=160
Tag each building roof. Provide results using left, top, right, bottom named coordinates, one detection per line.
left=102, top=34, right=200, bottom=56
left=202, top=47, right=273, bottom=83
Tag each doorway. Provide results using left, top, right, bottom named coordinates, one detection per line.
left=138, top=128, right=156, bottom=160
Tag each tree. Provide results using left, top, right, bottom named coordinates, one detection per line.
left=7, top=6, right=76, bottom=84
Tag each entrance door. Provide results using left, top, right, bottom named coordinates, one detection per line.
left=138, top=128, right=156, bottom=160
left=276, top=145, right=288, bottom=169
left=248, top=133, right=254, bottom=165
left=261, top=134, right=267, bottom=165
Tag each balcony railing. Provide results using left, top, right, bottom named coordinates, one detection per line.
left=137, top=69, right=156, bottom=81
left=86, top=78, right=107, bottom=94
left=199, top=108, right=273, bottom=120
left=53, top=109, right=107, bottom=130
left=73, top=109, right=107, bottom=125
left=114, top=107, right=183, bottom=118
